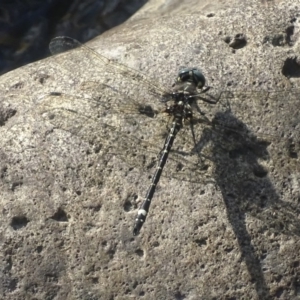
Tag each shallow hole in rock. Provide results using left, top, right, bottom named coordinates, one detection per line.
left=0, top=107, right=17, bottom=126
left=10, top=180, right=23, bottom=192
left=286, top=25, right=295, bottom=46
left=135, top=249, right=144, bottom=257
left=123, top=200, right=134, bottom=212
left=92, top=277, right=99, bottom=284
left=282, top=57, right=300, bottom=78
left=36, top=245, right=43, bottom=253
left=224, top=33, right=247, bottom=49
left=50, top=208, right=68, bottom=222
left=194, top=238, right=207, bottom=247
left=10, top=215, right=29, bottom=230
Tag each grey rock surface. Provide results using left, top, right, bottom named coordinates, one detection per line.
left=0, top=0, right=300, bottom=299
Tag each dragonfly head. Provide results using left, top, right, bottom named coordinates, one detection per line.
left=177, top=68, right=206, bottom=89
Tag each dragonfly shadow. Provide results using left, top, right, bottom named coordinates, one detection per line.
left=194, top=107, right=300, bottom=299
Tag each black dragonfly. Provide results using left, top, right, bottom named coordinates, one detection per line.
left=41, top=36, right=299, bottom=236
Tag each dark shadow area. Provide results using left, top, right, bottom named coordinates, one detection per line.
left=194, top=107, right=300, bottom=299
left=0, top=0, right=148, bottom=75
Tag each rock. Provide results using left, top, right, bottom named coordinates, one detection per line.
left=0, top=0, right=299, bottom=299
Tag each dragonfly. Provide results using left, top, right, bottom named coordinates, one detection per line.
left=40, top=36, right=299, bottom=235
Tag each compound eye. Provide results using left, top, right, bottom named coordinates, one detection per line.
left=177, top=68, right=206, bottom=88
left=191, top=68, right=206, bottom=88
left=178, top=68, right=192, bottom=82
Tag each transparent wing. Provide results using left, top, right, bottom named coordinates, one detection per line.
left=48, top=36, right=173, bottom=107
left=46, top=36, right=299, bottom=185
left=37, top=86, right=300, bottom=186
left=37, top=89, right=212, bottom=184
